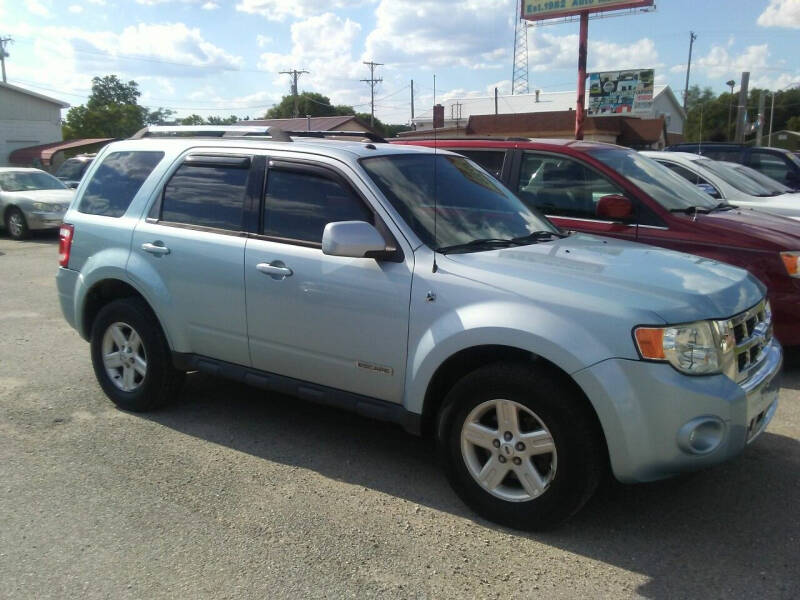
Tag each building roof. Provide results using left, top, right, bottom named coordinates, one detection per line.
left=414, top=85, right=681, bottom=124
left=9, top=138, right=114, bottom=166
left=0, top=81, right=70, bottom=108
left=243, top=115, right=374, bottom=133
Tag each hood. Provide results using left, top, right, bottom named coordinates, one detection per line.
left=729, top=194, right=800, bottom=220
left=6, top=189, right=74, bottom=204
left=682, top=207, right=800, bottom=250
left=441, top=233, right=764, bottom=324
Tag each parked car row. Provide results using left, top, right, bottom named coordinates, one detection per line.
left=54, top=126, right=783, bottom=530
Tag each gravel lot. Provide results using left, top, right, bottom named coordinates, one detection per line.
left=1, top=233, right=798, bottom=599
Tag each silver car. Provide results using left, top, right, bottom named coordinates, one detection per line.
left=56, top=126, right=782, bottom=529
left=0, top=167, right=74, bottom=239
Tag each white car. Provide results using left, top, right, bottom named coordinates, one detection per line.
left=641, top=151, right=800, bottom=221
left=0, top=167, right=74, bottom=239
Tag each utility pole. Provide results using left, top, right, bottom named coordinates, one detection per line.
left=682, top=31, right=697, bottom=113
left=495, top=87, right=499, bottom=115
left=361, top=61, right=383, bottom=128
left=756, top=91, right=765, bottom=146
left=451, top=102, right=463, bottom=130
left=734, top=71, right=750, bottom=143
left=768, top=92, right=775, bottom=147
left=410, top=79, right=414, bottom=127
left=0, top=36, right=13, bottom=83
left=279, top=69, right=309, bottom=118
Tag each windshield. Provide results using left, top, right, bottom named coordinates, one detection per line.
left=361, top=153, right=556, bottom=250
left=584, top=147, right=717, bottom=210
left=56, top=159, right=90, bottom=181
left=694, top=159, right=774, bottom=196
left=0, top=170, right=68, bottom=192
left=728, top=163, right=792, bottom=194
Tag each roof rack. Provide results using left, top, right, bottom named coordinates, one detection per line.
left=285, top=130, right=387, bottom=144
left=130, top=125, right=292, bottom=141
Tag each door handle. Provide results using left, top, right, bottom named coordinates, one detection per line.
left=141, top=242, right=170, bottom=255
left=256, top=262, right=293, bottom=279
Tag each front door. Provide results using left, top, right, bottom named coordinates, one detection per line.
left=511, top=150, right=639, bottom=241
left=244, top=159, right=413, bottom=403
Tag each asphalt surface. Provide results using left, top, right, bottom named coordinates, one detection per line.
left=1, top=232, right=798, bottom=600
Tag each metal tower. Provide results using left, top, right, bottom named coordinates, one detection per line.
left=512, top=14, right=529, bottom=95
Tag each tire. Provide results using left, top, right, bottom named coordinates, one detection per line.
left=437, top=362, right=605, bottom=530
left=5, top=207, right=30, bottom=240
left=90, top=297, right=185, bottom=411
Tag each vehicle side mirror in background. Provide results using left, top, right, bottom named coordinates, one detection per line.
left=68, top=182, right=79, bottom=189
left=322, top=221, right=389, bottom=259
left=695, top=183, right=720, bottom=198
left=596, top=195, right=634, bottom=220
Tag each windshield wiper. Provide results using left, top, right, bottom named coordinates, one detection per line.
left=436, top=230, right=565, bottom=255
left=708, top=202, right=736, bottom=212
left=669, top=206, right=710, bottom=215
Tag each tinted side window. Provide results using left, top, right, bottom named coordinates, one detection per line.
left=658, top=161, right=720, bottom=197
left=456, top=150, right=506, bottom=178
left=161, top=163, right=250, bottom=231
left=702, top=148, right=741, bottom=161
left=78, top=151, right=164, bottom=217
left=264, top=169, right=372, bottom=243
left=749, top=151, right=791, bottom=183
left=516, top=152, right=622, bottom=219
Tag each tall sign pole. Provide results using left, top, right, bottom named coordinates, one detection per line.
left=682, top=32, right=696, bottom=113
left=575, top=13, right=589, bottom=140
left=734, top=71, right=750, bottom=143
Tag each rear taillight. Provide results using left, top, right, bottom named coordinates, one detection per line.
left=59, top=224, right=74, bottom=268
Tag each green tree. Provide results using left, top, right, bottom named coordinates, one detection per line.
left=62, top=75, right=173, bottom=139
left=180, top=114, right=205, bottom=125
left=206, top=115, right=239, bottom=125
left=264, top=91, right=353, bottom=118
left=787, top=115, right=800, bottom=131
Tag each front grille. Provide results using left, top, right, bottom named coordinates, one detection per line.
left=728, top=300, right=772, bottom=383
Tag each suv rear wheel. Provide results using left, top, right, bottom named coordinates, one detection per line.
left=90, top=297, right=184, bottom=411
left=438, top=362, right=604, bottom=530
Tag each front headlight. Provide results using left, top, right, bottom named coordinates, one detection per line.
left=780, top=251, right=800, bottom=278
left=634, top=320, right=731, bottom=375
left=32, top=202, right=48, bottom=212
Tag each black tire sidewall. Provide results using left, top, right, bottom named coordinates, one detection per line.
left=438, top=363, right=601, bottom=530
left=90, top=298, right=175, bottom=411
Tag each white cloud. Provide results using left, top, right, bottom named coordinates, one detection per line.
left=68, top=4, right=84, bottom=13
left=201, top=1, right=219, bottom=9
left=236, top=0, right=374, bottom=22
left=757, top=0, right=800, bottom=29
left=528, top=30, right=660, bottom=73
left=694, top=42, right=800, bottom=89
left=24, top=0, right=51, bottom=17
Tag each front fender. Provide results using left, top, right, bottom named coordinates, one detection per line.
left=403, top=299, right=637, bottom=415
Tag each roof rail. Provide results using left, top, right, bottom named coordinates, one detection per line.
left=130, top=125, right=292, bottom=141
left=285, top=130, right=387, bottom=144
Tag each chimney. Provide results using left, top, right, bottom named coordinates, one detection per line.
left=535, top=90, right=540, bottom=102
left=433, top=104, right=445, bottom=129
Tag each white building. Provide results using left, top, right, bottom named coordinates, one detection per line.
left=413, top=85, right=685, bottom=137
left=0, top=82, right=69, bottom=166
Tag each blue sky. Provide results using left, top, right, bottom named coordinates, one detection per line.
left=1, top=0, right=799, bottom=124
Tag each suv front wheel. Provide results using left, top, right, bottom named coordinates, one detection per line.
left=90, top=297, right=185, bottom=411
left=438, top=362, right=604, bottom=530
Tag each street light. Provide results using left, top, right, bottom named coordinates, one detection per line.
left=726, top=79, right=736, bottom=142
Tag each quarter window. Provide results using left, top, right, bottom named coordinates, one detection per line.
left=78, top=151, right=164, bottom=217
left=516, top=152, right=622, bottom=219
left=263, top=168, right=372, bottom=244
left=161, top=162, right=250, bottom=231
left=455, top=150, right=506, bottom=178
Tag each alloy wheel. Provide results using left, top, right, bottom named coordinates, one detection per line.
left=101, top=321, right=147, bottom=392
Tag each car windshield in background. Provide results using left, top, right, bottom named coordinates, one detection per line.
left=727, top=162, right=793, bottom=194
left=584, top=147, right=717, bottom=210
left=56, top=159, right=90, bottom=181
left=0, top=171, right=68, bottom=192
left=695, top=159, right=775, bottom=196
left=360, top=154, right=557, bottom=251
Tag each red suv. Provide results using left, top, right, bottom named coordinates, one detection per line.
left=393, top=139, right=800, bottom=345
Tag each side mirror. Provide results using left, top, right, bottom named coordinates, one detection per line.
left=322, top=221, right=388, bottom=259
left=68, top=182, right=79, bottom=189
left=596, top=194, right=634, bottom=220
left=695, top=182, right=720, bottom=198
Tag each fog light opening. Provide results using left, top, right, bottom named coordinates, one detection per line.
left=678, top=417, right=726, bottom=455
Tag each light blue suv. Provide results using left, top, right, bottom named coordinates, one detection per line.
left=56, top=126, right=782, bottom=529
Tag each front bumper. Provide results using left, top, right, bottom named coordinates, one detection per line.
left=25, top=209, right=65, bottom=230
left=573, top=338, right=782, bottom=483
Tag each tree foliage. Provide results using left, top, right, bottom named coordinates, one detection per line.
left=684, top=84, right=800, bottom=142
left=63, top=75, right=174, bottom=139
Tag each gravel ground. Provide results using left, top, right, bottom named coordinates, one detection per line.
left=0, top=233, right=798, bottom=600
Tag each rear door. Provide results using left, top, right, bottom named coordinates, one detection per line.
left=510, top=149, right=639, bottom=241
left=130, top=153, right=260, bottom=366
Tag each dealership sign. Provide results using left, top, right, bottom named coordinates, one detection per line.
left=588, top=69, right=654, bottom=116
left=522, top=0, right=654, bottom=21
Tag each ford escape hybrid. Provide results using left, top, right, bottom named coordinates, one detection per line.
left=57, top=126, right=782, bottom=529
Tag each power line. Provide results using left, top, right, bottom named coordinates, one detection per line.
left=361, top=60, right=383, bottom=127
left=279, top=69, right=309, bottom=117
